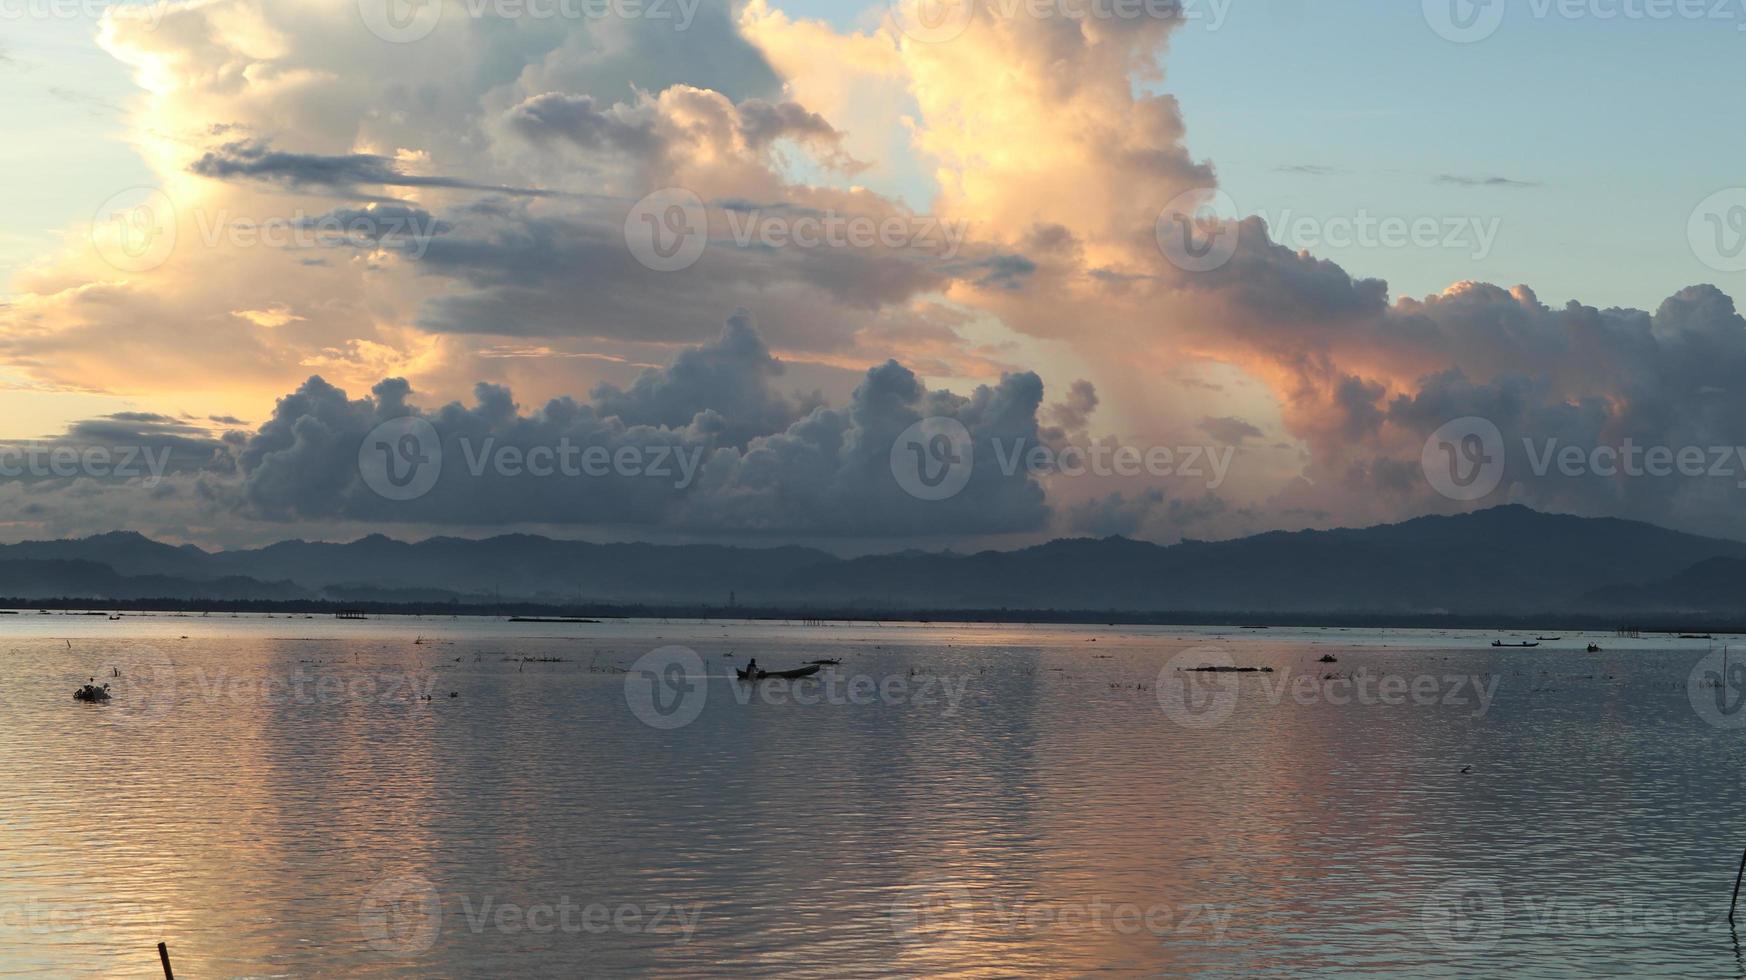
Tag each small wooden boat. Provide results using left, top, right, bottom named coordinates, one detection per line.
left=805, top=659, right=843, bottom=666
left=736, top=664, right=822, bottom=681
left=1492, top=641, right=1539, bottom=648
left=1536, top=636, right=1562, bottom=642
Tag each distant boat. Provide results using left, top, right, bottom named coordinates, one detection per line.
left=736, top=664, right=822, bottom=681
left=1536, top=636, right=1562, bottom=641
left=1681, top=634, right=1715, bottom=640
left=1492, top=640, right=1540, bottom=648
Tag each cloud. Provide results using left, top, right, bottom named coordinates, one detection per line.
left=506, top=89, right=860, bottom=173
left=236, top=317, right=1049, bottom=537
left=1434, top=174, right=1540, bottom=188
left=3, top=0, right=1744, bottom=553
left=1200, top=416, right=1264, bottom=445
left=588, top=309, right=806, bottom=445
left=190, top=141, right=554, bottom=198
left=1046, top=379, right=1099, bottom=435
left=1062, top=488, right=1228, bottom=538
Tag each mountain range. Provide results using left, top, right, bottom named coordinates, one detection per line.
left=1, top=506, right=1742, bottom=617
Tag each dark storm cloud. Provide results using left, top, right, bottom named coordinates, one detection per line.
left=236, top=318, right=1050, bottom=537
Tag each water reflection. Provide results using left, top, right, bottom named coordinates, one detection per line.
left=0, top=620, right=1741, bottom=975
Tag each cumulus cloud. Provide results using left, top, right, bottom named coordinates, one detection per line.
left=236, top=317, right=1049, bottom=537
left=3, top=0, right=1745, bottom=552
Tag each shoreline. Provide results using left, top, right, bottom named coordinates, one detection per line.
left=6, top=597, right=1740, bottom=635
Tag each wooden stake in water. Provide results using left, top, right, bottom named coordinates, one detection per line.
left=1732, top=850, right=1746, bottom=925
left=157, top=941, right=174, bottom=979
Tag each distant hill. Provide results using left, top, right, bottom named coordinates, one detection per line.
left=0, top=558, right=306, bottom=601
left=1578, top=556, right=1746, bottom=614
left=784, top=505, right=1746, bottom=613
left=3, top=506, right=1744, bottom=616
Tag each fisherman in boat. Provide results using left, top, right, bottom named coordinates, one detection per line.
left=744, top=658, right=759, bottom=679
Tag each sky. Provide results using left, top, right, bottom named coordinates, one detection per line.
left=0, top=0, right=1744, bottom=550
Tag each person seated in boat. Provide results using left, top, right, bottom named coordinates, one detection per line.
left=744, top=658, right=759, bottom=678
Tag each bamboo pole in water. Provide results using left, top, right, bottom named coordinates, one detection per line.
left=1731, top=850, right=1746, bottom=925
left=157, top=941, right=174, bottom=979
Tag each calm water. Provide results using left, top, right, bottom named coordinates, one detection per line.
left=3, top=615, right=1745, bottom=977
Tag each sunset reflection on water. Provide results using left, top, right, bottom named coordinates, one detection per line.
left=1, top=617, right=1739, bottom=976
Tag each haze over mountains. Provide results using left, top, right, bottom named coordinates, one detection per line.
left=2, top=506, right=1742, bottom=618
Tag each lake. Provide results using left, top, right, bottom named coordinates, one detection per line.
left=2, top=615, right=1744, bottom=976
